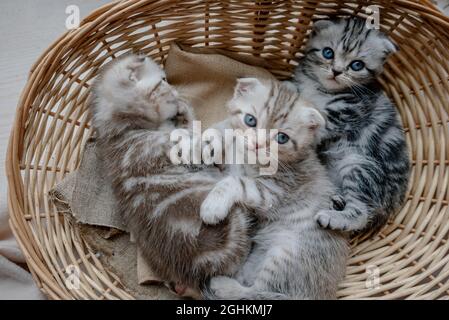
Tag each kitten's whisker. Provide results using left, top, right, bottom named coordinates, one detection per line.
left=340, top=76, right=371, bottom=103
left=262, top=150, right=295, bottom=174
left=342, top=76, right=376, bottom=98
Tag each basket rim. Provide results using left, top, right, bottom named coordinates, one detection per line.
left=6, top=0, right=449, bottom=299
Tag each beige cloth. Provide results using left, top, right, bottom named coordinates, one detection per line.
left=49, top=43, right=275, bottom=298
left=165, top=43, right=275, bottom=128
left=50, top=139, right=126, bottom=231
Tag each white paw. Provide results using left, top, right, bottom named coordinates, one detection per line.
left=315, top=210, right=348, bottom=231
left=315, top=209, right=367, bottom=232
left=331, top=194, right=346, bottom=211
left=170, top=129, right=204, bottom=165
left=175, top=130, right=191, bottom=164
left=315, top=210, right=331, bottom=228
left=176, top=102, right=195, bottom=128
left=202, top=142, right=215, bottom=165
left=209, top=276, right=242, bottom=299
left=200, top=191, right=232, bottom=225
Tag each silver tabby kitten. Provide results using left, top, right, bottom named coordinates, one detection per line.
left=294, top=18, right=410, bottom=235
left=202, top=78, right=349, bottom=299
left=90, top=54, right=251, bottom=296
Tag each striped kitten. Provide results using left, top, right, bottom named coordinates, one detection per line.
left=202, top=78, right=349, bottom=300
left=90, top=55, right=251, bottom=296
left=293, top=17, right=410, bottom=235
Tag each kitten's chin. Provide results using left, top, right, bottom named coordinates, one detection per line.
left=321, top=78, right=347, bottom=92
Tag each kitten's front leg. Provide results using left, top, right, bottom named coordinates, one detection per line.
left=315, top=153, right=385, bottom=232
left=175, top=100, right=195, bottom=129
left=315, top=199, right=370, bottom=232
left=200, top=176, right=282, bottom=224
left=314, top=193, right=347, bottom=229
left=200, top=176, right=241, bottom=225
left=331, top=194, right=346, bottom=211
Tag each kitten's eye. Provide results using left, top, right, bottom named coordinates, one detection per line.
left=244, top=114, right=257, bottom=127
left=162, top=76, right=167, bottom=81
left=275, top=132, right=290, bottom=144
left=350, top=60, right=365, bottom=71
left=322, top=47, right=334, bottom=60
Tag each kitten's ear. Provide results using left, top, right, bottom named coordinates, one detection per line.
left=312, top=20, right=333, bottom=33
left=125, top=55, right=148, bottom=82
left=302, top=107, right=325, bottom=130
left=128, top=69, right=138, bottom=82
left=234, top=78, right=263, bottom=98
left=379, top=33, right=399, bottom=56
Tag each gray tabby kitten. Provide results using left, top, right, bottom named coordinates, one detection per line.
left=90, top=54, right=251, bottom=296
left=202, top=78, right=349, bottom=299
left=294, top=18, right=410, bottom=235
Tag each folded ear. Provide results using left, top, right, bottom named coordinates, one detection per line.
left=312, top=19, right=334, bottom=33
left=302, top=107, right=325, bottom=130
left=233, top=77, right=263, bottom=98
left=379, top=33, right=399, bottom=56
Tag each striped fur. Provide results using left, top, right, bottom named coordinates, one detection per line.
left=90, top=55, right=251, bottom=295
left=203, top=78, right=349, bottom=300
left=293, top=18, right=410, bottom=235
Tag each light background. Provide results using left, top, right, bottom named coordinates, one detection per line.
left=0, top=0, right=110, bottom=300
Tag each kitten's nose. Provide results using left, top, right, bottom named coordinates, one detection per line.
left=248, top=138, right=262, bottom=151
left=332, top=69, right=342, bottom=77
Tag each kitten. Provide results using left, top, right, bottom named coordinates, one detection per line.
left=90, top=54, right=251, bottom=296
left=201, top=78, right=349, bottom=299
left=293, top=17, right=410, bottom=235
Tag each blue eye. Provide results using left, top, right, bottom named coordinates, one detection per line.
left=322, top=47, right=334, bottom=59
left=275, top=133, right=290, bottom=144
left=244, top=114, right=257, bottom=127
left=350, top=60, right=365, bottom=71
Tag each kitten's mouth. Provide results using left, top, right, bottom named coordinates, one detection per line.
left=322, top=76, right=346, bottom=91
left=324, top=76, right=344, bottom=89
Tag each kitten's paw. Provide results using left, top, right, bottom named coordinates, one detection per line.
left=176, top=102, right=195, bottom=128
left=331, top=194, right=346, bottom=211
left=200, top=191, right=232, bottom=225
left=202, top=141, right=215, bottom=165
left=169, top=129, right=192, bottom=164
left=208, top=276, right=244, bottom=299
left=200, top=177, right=236, bottom=224
left=202, top=138, right=224, bottom=166
left=315, top=209, right=367, bottom=232
left=174, top=131, right=202, bottom=164
left=315, top=210, right=348, bottom=231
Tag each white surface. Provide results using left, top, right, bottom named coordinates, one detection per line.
left=0, top=0, right=111, bottom=300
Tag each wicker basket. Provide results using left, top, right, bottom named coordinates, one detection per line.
left=6, top=0, right=449, bottom=300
